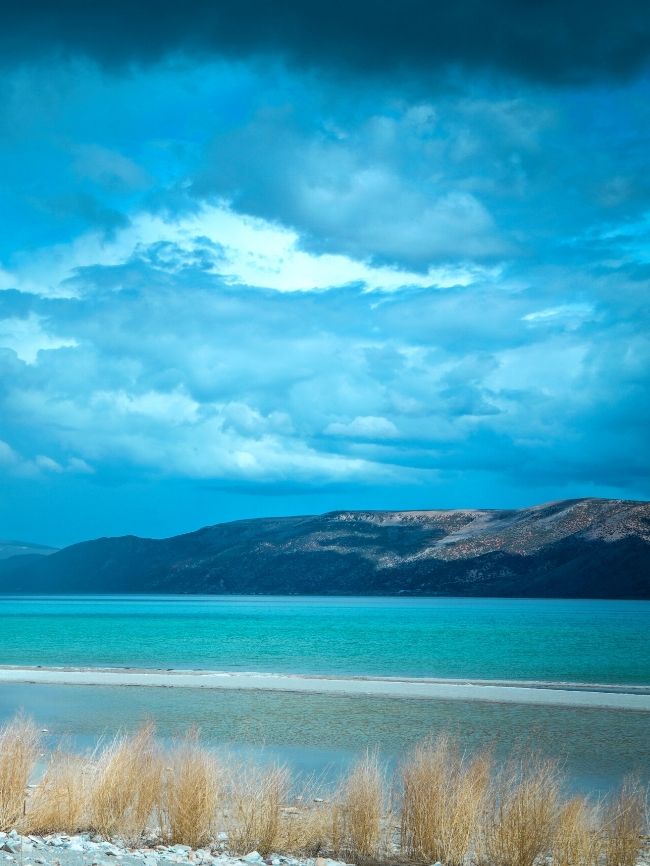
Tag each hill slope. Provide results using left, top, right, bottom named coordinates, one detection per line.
left=0, top=540, right=58, bottom=560
left=1, top=498, right=649, bottom=598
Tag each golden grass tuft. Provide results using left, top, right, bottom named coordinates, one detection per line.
left=480, top=756, right=560, bottom=866
left=228, top=763, right=290, bottom=856
left=553, top=796, right=602, bottom=866
left=276, top=775, right=337, bottom=857
left=161, top=730, right=223, bottom=848
left=602, top=778, right=646, bottom=866
left=0, top=715, right=39, bottom=831
left=0, top=718, right=645, bottom=866
left=24, top=751, right=91, bottom=835
left=400, top=735, right=491, bottom=866
left=277, top=802, right=335, bottom=856
left=334, top=752, right=384, bottom=860
left=88, top=723, right=163, bottom=842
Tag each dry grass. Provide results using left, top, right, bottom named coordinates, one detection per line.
left=400, top=735, right=491, bottom=865
left=334, top=752, right=384, bottom=860
left=481, top=756, right=560, bottom=866
left=276, top=775, right=337, bottom=857
left=24, top=751, right=91, bottom=835
left=88, top=724, right=163, bottom=842
left=228, top=763, right=290, bottom=856
left=161, top=731, right=223, bottom=848
left=278, top=800, right=336, bottom=856
left=0, top=717, right=645, bottom=866
left=0, top=716, right=39, bottom=831
left=277, top=802, right=334, bottom=857
left=602, top=778, right=646, bottom=866
left=553, top=796, right=602, bottom=866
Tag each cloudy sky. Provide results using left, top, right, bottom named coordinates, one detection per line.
left=1, top=1, right=650, bottom=546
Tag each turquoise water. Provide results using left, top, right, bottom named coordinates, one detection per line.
left=1, top=596, right=649, bottom=795
left=0, top=595, right=649, bottom=684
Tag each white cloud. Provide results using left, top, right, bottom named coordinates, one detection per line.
left=34, top=455, right=64, bottom=473
left=0, top=440, right=18, bottom=467
left=326, top=415, right=399, bottom=439
left=0, top=439, right=93, bottom=478
left=0, top=313, right=77, bottom=363
left=522, top=303, right=595, bottom=328
left=90, top=389, right=200, bottom=425
left=2, top=202, right=497, bottom=299
left=4, top=385, right=395, bottom=483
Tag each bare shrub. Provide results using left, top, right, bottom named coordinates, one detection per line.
left=553, top=796, right=602, bottom=866
left=0, top=715, right=39, bottom=831
left=228, top=763, right=290, bottom=856
left=24, top=751, right=90, bottom=834
left=88, top=724, right=163, bottom=842
left=401, top=735, right=491, bottom=865
left=334, top=752, right=384, bottom=860
left=481, top=756, right=560, bottom=866
left=602, top=778, right=646, bottom=866
left=162, top=730, right=223, bottom=848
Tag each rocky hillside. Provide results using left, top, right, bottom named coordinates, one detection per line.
left=1, top=498, right=648, bottom=597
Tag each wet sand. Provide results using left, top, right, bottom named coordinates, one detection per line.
left=1, top=665, right=649, bottom=710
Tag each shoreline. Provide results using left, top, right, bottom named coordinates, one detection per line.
left=1, top=665, right=649, bottom=710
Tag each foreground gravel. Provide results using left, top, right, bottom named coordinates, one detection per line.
left=0, top=831, right=352, bottom=866
left=2, top=830, right=648, bottom=866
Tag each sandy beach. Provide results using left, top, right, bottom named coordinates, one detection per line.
left=1, top=665, right=649, bottom=710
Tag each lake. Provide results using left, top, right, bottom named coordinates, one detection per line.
left=0, top=595, right=648, bottom=796
left=0, top=595, right=648, bottom=682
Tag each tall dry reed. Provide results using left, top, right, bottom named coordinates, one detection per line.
left=602, top=778, right=645, bottom=866
left=0, top=716, right=39, bottom=831
left=228, top=763, right=290, bottom=856
left=162, top=731, right=223, bottom=848
left=24, top=751, right=90, bottom=834
left=401, top=735, right=491, bottom=865
left=88, top=724, right=162, bottom=842
left=334, top=752, right=384, bottom=859
left=481, top=756, right=560, bottom=866
left=553, top=796, right=602, bottom=866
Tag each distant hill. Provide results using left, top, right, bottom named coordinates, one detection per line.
left=0, top=540, right=58, bottom=560
left=0, top=498, right=648, bottom=598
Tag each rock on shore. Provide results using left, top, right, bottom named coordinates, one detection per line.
left=0, top=831, right=352, bottom=866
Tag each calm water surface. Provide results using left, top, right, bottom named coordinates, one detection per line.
left=1, top=595, right=649, bottom=683
left=0, top=682, right=648, bottom=797
left=1, top=596, right=648, bottom=796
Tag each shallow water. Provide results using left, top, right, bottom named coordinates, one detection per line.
left=1, top=595, right=649, bottom=684
left=0, top=681, right=648, bottom=797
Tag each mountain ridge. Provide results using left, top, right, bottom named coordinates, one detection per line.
left=0, top=540, right=59, bottom=560
left=1, top=497, right=649, bottom=598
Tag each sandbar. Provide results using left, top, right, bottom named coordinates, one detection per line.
left=0, top=666, right=648, bottom=710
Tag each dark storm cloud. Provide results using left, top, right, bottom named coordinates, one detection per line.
left=2, top=0, right=650, bottom=84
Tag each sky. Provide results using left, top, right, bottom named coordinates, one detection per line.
left=1, top=1, right=650, bottom=546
